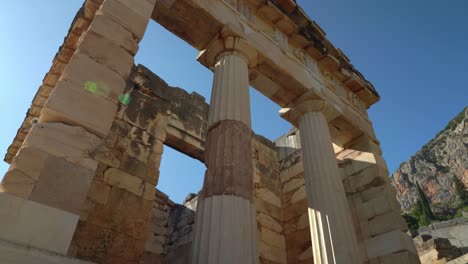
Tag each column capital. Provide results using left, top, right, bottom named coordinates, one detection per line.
left=280, top=95, right=339, bottom=126
left=197, top=27, right=258, bottom=68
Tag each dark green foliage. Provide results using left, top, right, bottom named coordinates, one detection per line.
left=402, top=212, right=419, bottom=231
left=455, top=205, right=468, bottom=218
left=453, top=176, right=468, bottom=206
left=416, top=182, right=434, bottom=221
left=440, top=166, right=450, bottom=173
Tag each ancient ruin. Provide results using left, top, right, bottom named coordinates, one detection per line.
left=0, top=0, right=421, bottom=263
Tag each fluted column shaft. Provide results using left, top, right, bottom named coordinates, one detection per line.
left=298, top=109, right=362, bottom=264
left=191, top=51, right=258, bottom=264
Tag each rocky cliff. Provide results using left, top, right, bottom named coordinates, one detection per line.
left=391, top=107, right=468, bottom=212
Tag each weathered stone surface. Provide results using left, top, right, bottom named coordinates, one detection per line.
left=58, top=53, right=126, bottom=103
left=87, top=180, right=111, bottom=205
left=89, top=14, right=138, bottom=55
left=365, top=230, right=417, bottom=259
left=98, top=0, right=152, bottom=41
left=255, top=188, right=281, bottom=207
left=77, top=31, right=134, bottom=79
left=29, top=155, right=95, bottom=215
left=202, top=120, right=253, bottom=200
left=40, top=80, right=118, bottom=138
left=0, top=193, right=79, bottom=254
left=257, top=213, right=282, bottom=233
left=23, top=123, right=101, bottom=168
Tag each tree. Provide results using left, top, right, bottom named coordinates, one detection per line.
left=416, top=182, right=434, bottom=224
left=453, top=176, right=468, bottom=206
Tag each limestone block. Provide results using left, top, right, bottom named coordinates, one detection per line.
left=365, top=230, right=418, bottom=259
left=103, top=168, right=144, bottom=197
left=0, top=193, right=79, bottom=254
left=283, top=199, right=307, bottom=222
left=258, top=240, right=287, bottom=264
left=88, top=180, right=111, bottom=205
left=279, top=158, right=304, bottom=183
left=88, top=14, right=138, bottom=55
left=98, top=0, right=152, bottom=42
left=255, top=188, right=281, bottom=207
left=23, top=123, right=101, bottom=170
left=28, top=155, right=95, bottom=215
left=0, top=238, right=96, bottom=264
left=357, top=191, right=400, bottom=221
left=254, top=198, right=282, bottom=221
left=77, top=31, right=134, bottom=79
left=0, top=170, right=35, bottom=198
left=92, top=145, right=121, bottom=168
left=142, top=183, right=156, bottom=201
left=282, top=178, right=305, bottom=194
left=343, top=165, right=388, bottom=193
left=369, top=251, right=421, bottom=264
left=261, top=228, right=286, bottom=249
left=344, top=152, right=388, bottom=177
left=40, top=80, right=118, bottom=138
left=257, top=213, right=282, bottom=233
left=57, top=53, right=126, bottom=103
left=368, top=211, right=408, bottom=236
left=144, top=234, right=164, bottom=254
left=290, top=185, right=306, bottom=204
left=297, top=245, right=313, bottom=261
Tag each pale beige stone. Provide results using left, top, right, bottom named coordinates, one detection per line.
left=279, top=161, right=304, bottom=183
left=142, top=183, right=156, bottom=201
left=365, top=230, right=418, bottom=259
left=88, top=14, right=138, bottom=55
left=40, top=80, right=118, bottom=138
left=0, top=169, right=35, bottom=198
left=0, top=193, right=79, bottom=254
left=6, top=147, right=49, bottom=181
left=92, top=145, right=121, bottom=168
left=98, top=0, right=152, bottom=41
left=87, top=181, right=111, bottom=205
left=23, top=123, right=101, bottom=169
left=258, top=240, right=287, bottom=264
left=257, top=213, right=282, bottom=233
left=368, top=211, right=408, bottom=236
left=56, top=53, right=126, bottom=103
left=77, top=31, right=134, bottom=79
left=103, top=168, right=144, bottom=196
left=28, top=155, right=95, bottom=215
left=297, top=212, right=309, bottom=230
left=290, top=185, right=306, bottom=204
left=261, top=228, right=286, bottom=249
left=255, top=188, right=281, bottom=207
left=282, top=178, right=304, bottom=194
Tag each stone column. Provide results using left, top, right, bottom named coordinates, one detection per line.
left=191, top=34, right=258, bottom=264
left=294, top=99, right=362, bottom=264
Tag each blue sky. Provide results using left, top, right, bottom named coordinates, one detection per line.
left=0, top=1, right=466, bottom=203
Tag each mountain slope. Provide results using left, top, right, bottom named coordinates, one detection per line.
left=391, top=107, right=468, bottom=212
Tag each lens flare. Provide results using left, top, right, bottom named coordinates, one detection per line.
left=119, top=93, right=131, bottom=105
